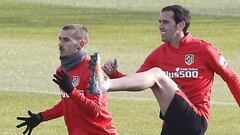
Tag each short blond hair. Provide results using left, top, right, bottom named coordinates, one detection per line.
left=62, top=24, right=89, bottom=42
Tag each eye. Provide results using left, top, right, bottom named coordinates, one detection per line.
left=63, top=37, right=70, bottom=42
left=159, top=20, right=169, bottom=24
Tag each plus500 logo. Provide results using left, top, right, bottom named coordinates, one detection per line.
left=164, top=67, right=199, bottom=78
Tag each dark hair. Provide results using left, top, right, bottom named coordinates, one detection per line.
left=162, top=5, right=191, bottom=35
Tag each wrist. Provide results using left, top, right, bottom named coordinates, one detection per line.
left=66, top=87, right=75, bottom=95
left=37, top=113, right=43, bottom=122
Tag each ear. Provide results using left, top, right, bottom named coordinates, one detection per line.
left=176, top=21, right=186, bottom=31
left=77, top=40, right=85, bottom=50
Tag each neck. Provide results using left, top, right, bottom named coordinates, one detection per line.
left=169, top=32, right=185, bottom=49
left=60, top=50, right=86, bottom=71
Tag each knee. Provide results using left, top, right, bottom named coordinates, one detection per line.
left=148, top=67, right=164, bottom=80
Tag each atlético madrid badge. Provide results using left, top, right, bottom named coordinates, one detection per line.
left=72, top=76, right=80, bottom=87
left=185, top=54, right=194, bottom=65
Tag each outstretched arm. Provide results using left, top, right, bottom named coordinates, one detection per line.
left=16, top=111, right=42, bottom=135
left=206, top=44, right=240, bottom=107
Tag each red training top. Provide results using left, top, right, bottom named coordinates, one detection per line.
left=40, top=57, right=117, bottom=135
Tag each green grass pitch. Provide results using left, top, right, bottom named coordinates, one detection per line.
left=0, top=0, right=240, bottom=134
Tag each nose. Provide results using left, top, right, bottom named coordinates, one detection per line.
left=58, top=43, right=63, bottom=50
left=159, top=23, right=162, bottom=29
left=59, top=41, right=63, bottom=47
left=159, top=24, right=165, bottom=32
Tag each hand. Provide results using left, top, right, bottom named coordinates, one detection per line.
left=102, top=59, right=118, bottom=76
left=52, top=70, right=74, bottom=94
left=16, top=110, right=42, bottom=135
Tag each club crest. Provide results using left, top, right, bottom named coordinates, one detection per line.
left=72, top=76, right=80, bottom=87
left=185, top=54, right=194, bottom=65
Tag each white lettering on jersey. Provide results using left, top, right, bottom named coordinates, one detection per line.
left=164, top=67, right=199, bottom=78
left=219, top=55, right=228, bottom=69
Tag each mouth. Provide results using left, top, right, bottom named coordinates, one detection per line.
left=59, top=47, right=64, bottom=53
left=160, top=31, right=166, bottom=36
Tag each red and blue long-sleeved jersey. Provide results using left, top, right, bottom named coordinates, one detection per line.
left=40, top=57, right=117, bottom=135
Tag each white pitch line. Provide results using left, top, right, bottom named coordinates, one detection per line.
left=210, top=101, right=237, bottom=106
left=0, top=89, right=237, bottom=106
left=110, top=96, right=237, bottom=106
left=0, top=89, right=58, bottom=95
